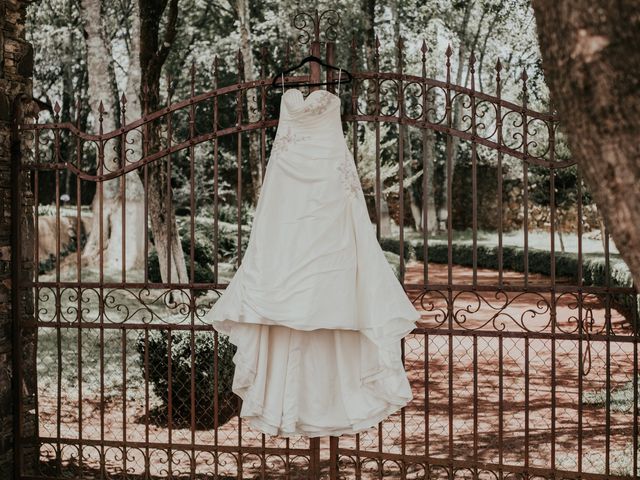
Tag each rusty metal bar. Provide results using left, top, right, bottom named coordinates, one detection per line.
left=397, top=37, right=406, bottom=283
left=496, top=61, right=504, bottom=288
left=98, top=100, right=106, bottom=480
left=604, top=226, right=612, bottom=476
left=470, top=53, right=478, bottom=287
left=166, top=77, right=174, bottom=284
left=213, top=57, right=220, bottom=284
left=522, top=72, right=529, bottom=288
left=121, top=95, right=127, bottom=283
left=11, top=93, right=25, bottom=480
left=74, top=98, right=84, bottom=476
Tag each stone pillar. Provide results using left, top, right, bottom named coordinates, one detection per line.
left=0, top=0, right=38, bottom=477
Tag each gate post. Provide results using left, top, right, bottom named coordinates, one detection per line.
left=9, top=94, right=23, bottom=480
left=0, top=0, right=38, bottom=476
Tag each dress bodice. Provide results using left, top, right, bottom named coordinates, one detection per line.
left=266, top=87, right=363, bottom=205
left=279, top=88, right=342, bottom=127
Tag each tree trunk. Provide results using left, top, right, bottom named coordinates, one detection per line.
left=531, top=0, right=640, bottom=287
left=79, top=0, right=146, bottom=273
left=391, top=0, right=420, bottom=233
left=237, top=0, right=262, bottom=202
left=362, top=0, right=392, bottom=236
left=139, top=0, right=189, bottom=304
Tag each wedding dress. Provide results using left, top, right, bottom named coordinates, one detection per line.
left=203, top=71, right=421, bottom=438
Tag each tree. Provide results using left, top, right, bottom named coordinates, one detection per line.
left=79, top=0, right=146, bottom=273
left=531, top=0, right=640, bottom=286
left=139, top=0, right=189, bottom=302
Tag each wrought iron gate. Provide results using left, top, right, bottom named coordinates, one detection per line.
left=12, top=7, right=639, bottom=480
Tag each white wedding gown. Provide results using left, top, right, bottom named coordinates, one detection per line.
left=203, top=86, right=421, bottom=438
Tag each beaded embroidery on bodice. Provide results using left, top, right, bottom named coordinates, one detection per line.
left=282, top=88, right=341, bottom=118
left=277, top=88, right=363, bottom=201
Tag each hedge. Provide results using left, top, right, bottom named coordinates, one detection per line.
left=135, top=329, right=239, bottom=429
left=380, top=237, right=638, bottom=326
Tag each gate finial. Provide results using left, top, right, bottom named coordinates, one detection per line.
left=292, top=8, right=341, bottom=46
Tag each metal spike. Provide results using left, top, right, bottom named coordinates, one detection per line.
left=120, top=93, right=127, bottom=105
left=495, top=58, right=502, bottom=72
left=54, top=101, right=61, bottom=114
left=521, top=69, right=529, bottom=82
left=421, top=39, right=428, bottom=54
left=398, top=36, right=404, bottom=51
left=469, top=52, right=476, bottom=74
left=98, top=100, right=104, bottom=114
left=446, top=43, right=453, bottom=57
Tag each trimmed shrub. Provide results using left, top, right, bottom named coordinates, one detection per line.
left=135, top=329, right=239, bottom=429
left=379, top=237, right=412, bottom=261
left=412, top=239, right=638, bottom=328
left=148, top=235, right=216, bottom=291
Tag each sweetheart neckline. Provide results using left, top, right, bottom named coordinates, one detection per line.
left=283, top=88, right=340, bottom=104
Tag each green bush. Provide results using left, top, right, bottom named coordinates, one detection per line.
left=379, top=237, right=412, bottom=261
left=135, top=329, right=239, bottom=429
left=148, top=234, right=216, bottom=290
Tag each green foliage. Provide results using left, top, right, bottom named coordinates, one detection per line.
left=135, top=329, right=239, bottom=429
left=148, top=234, right=216, bottom=290
left=528, top=164, right=593, bottom=208
left=379, top=237, right=412, bottom=261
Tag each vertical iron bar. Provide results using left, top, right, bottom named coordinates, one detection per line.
left=604, top=226, right=611, bottom=475
left=188, top=64, right=197, bottom=479
left=498, top=334, right=503, bottom=476
left=521, top=71, right=529, bottom=288
left=213, top=58, right=220, bottom=284
left=121, top=327, right=127, bottom=474
left=444, top=44, right=454, bottom=464
left=473, top=334, right=478, bottom=471
left=524, top=336, right=530, bottom=470
left=425, top=333, right=430, bottom=466
left=397, top=37, right=405, bottom=283
left=470, top=53, right=478, bottom=287
left=634, top=296, right=639, bottom=478
left=142, top=86, right=150, bottom=285
left=75, top=99, right=84, bottom=476
left=98, top=101, right=106, bottom=480
left=496, top=61, right=504, bottom=288
left=10, top=95, right=25, bottom=480
left=54, top=120, right=62, bottom=475
left=144, top=328, right=150, bottom=479
left=120, top=94, right=128, bottom=476
left=375, top=37, right=381, bottom=241
left=166, top=75, right=173, bottom=284
left=577, top=166, right=584, bottom=474
left=121, top=95, right=127, bottom=283
left=167, top=329, right=173, bottom=478
left=213, top=331, right=219, bottom=477
left=236, top=49, right=245, bottom=480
